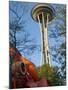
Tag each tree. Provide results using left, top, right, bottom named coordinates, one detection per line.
left=37, top=64, right=66, bottom=86
left=49, top=4, right=66, bottom=85
left=54, top=5, right=66, bottom=84
left=9, top=1, right=39, bottom=56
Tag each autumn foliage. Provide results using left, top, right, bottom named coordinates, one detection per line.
left=9, top=46, right=49, bottom=88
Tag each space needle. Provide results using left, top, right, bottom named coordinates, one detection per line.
left=31, top=3, right=55, bottom=67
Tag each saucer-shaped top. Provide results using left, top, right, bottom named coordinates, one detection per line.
left=32, top=3, right=55, bottom=23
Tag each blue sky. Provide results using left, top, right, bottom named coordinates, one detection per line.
left=9, top=1, right=66, bottom=67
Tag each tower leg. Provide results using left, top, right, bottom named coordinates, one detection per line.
left=42, top=12, right=51, bottom=66
left=37, top=15, right=44, bottom=67
left=44, top=14, right=51, bottom=66
left=37, top=12, right=51, bottom=67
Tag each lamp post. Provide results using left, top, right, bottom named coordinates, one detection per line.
left=31, top=3, right=55, bottom=67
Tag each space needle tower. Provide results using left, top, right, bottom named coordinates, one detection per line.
left=31, top=3, right=55, bottom=66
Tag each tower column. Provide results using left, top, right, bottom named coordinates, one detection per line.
left=41, top=12, right=47, bottom=64
left=37, top=15, right=44, bottom=67
left=31, top=3, right=55, bottom=67
left=44, top=14, right=50, bottom=65
left=38, top=13, right=50, bottom=66
left=41, top=13, right=50, bottom=65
